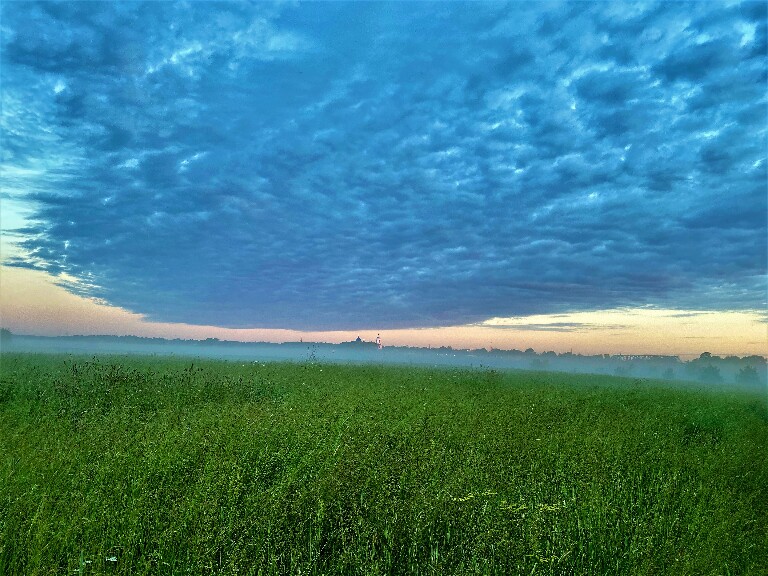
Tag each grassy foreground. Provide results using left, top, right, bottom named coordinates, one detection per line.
left=0, top=353, right=766, bottom=575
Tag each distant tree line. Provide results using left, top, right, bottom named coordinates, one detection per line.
left=1, top=329, right=765, bottom=386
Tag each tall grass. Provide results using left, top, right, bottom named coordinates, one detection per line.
left=1, top=353, right=766, bottom=575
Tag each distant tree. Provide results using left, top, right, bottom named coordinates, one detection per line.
left=700, top=364, right=722, bottom=384
left=700, top=352, right=712, bottom=360
left=735, top=365, right=760, bottom=385
left=662, top=367, right=675, bottom=380
left=0, top=328, right=11, bottom=347
left=530, top=358, right=548, bottom=370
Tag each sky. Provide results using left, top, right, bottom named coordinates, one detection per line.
left=1, top=1, right=766, bottom=357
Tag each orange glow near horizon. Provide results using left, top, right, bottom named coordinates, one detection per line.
left=1, top=266, right=766, bottom=359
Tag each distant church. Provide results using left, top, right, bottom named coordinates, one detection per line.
left=342, top=335, right=379, bottom=349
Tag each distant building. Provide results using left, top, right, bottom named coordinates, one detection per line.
left=340, top=335, right=377, bottom=349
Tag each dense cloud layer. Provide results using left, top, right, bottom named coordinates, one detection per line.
left=2, top=1, right=766, bottom=329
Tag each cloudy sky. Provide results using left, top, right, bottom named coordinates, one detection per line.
left=1, top=1, right=766, bottom=355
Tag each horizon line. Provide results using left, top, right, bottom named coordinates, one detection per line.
left=3, top=330, right=765, bottom=362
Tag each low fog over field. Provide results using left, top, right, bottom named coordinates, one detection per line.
left=3, top=331, right=765, bottom=390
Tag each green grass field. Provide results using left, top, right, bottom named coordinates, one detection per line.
left=1, top=353, right=766, bottom=575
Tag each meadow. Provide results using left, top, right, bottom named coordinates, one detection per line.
left=0, top=353, right=766, bottom=575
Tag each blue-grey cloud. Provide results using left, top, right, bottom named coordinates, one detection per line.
left=1, top=1, right=766, bottom=329
left=475, top=322, right=632, bottom=333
